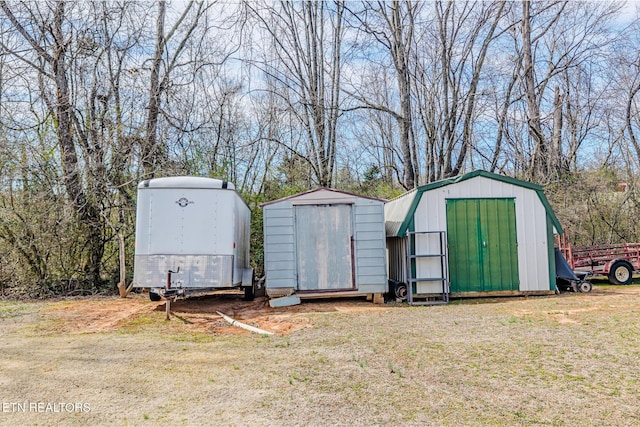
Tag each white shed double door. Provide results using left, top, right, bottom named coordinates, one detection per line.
left=294, top=204, right=355, bottom=291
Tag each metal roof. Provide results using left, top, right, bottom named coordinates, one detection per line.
left=386, top=170, right=563, bottom=237
left=383, top=189, right=418, bottom=237
left=260, top=187, right=385, bottom=207
left=138, top=176, right=235, bottom=190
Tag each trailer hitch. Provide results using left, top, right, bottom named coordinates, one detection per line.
left=164, top=267, right=180, bottom=320
left=166, top=267, right=180, bottom=289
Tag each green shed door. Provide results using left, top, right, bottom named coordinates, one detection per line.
left=446, top=199, right=519, bottom=293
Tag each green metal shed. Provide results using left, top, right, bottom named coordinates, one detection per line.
left=385, top=170, right=563, bottom=302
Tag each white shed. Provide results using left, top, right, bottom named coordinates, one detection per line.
left=132, top=176, right=255, bottom=300
left=385, top=170, right=563, bottom=301
left=262, top=188, right=387, bottom=301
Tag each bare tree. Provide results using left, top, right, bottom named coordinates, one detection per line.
left=425, top=0, right=508, bottom=179
left=517, top=0, right=622, bottom=182
left=521, top=0, right=552, bottom=179
left=0, top=1, right=107, bottom=284
left=349, top=65, right=401, bottom=184
left=447, top=1, right=507, bottom=177
left=142, top=0, right=212, bottom=177
left=619, top=23, right=640, bottom=164
left=247, top=0, right=345, bottom=187
left=347, top=1, right=507, bottom=184
left=345, top=0, right=419, bottom=188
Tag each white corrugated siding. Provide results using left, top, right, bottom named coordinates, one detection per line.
left=413, top=176, right=550, bottom=292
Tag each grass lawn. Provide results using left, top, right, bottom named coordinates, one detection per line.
left=1, top=285, right=639, bottom=426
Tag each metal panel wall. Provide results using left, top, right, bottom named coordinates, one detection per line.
left=133, top=255, right=233, bottom=288
left=263, top=203, right=296, bottom=288
left=354, top=203, right=387, bottom=288
left=387, top=237, right=407, bottom=283
left=233, top=191, right=251, bottom=284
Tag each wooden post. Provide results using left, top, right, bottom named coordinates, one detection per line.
left=165, top=269, right=174, bottom=321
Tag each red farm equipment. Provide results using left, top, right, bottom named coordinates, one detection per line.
left=556, top=233, right=639, bottom=285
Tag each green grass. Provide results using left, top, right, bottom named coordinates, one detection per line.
left=0, top=301, right=30, bottom=319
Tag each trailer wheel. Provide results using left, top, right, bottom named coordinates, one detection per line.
left=608, top=262, right=633, bottom=285
left=149, top=291, right=162, bottom=301
left=243, top=271, right=256, bottom=301
left=578, top=281, right=592, bottom=293
left=394, top=283, right=407, bottom=300
left=243, top=284, right=255, bottom=301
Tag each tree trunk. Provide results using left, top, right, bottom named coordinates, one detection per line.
left=522, top=0, right=548, bottom=181
left=51, top=1, right=103, bottom=284
left=143, top=1, right=166, bottom=177
left=551, top=85, right=564, bottom=174
left=391, top=0, right=416, bottom=188
left=626, top=80, right=640, bottom=163
left=451, top=1, right=505, bottom=176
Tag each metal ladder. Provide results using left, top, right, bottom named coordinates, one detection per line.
left=405, top=231, right=449, bottom=306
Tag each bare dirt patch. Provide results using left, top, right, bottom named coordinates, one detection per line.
left=34, top=285, right=640, bottom=336
left=42, top=296, right=158, bottom=334
left=40, top=292, right=388, bottom=335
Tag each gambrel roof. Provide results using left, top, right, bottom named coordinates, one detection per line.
left=384, top=170, right=563, bottom=237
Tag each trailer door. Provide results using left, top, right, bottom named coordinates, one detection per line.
left=294, top=204, right=354, bottom=291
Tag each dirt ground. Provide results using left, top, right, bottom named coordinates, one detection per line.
left=39, top=291, right=389, bottom=335
left=31, top=284, right=640, bottom=335
left=2, top=285, right=640, bottom=426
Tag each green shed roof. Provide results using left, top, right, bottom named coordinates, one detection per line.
left=387, top=170, right=563, bottom=237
